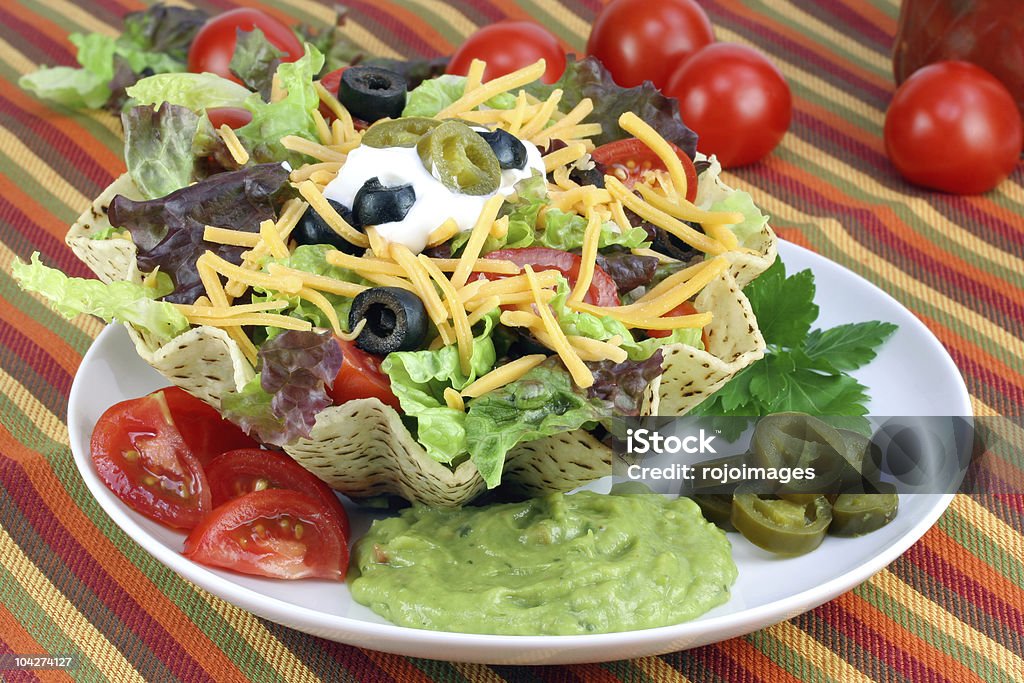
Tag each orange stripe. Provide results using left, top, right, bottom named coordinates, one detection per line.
left=923, top=525, right=1024, bottom=609
left=770, top=158, right=1024, bottom=306
left=483, top=0, right=535, bottom=22
left=836, top=590, right=984, bottom=682
left=0, top=426, right=248, bottom=679
left=0, top=172, right=81, bottom=244
left=568, top=664, right=623, bottom=683
left=2, top=0, right=80, bottom=49
left=0, top=298, right=82, bottom=377
left=916, top=312, right=1024, bottom=395
left=773, top=227, right=816, bottom=250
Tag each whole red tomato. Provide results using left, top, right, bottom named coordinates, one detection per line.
left=188, top=9, right=304, bottom=84
left=586, top=0, right=714, bottom=89
left=448, top=21, right=566, bottom=84
left=884, top=61, right=1022, bottom=194
left=664, top=43, right=792, bottom=168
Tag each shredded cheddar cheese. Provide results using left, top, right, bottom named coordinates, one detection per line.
left=461, top=354, right=547, bottom=398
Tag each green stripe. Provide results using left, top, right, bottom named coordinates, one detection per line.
left=393, top=0, right=466, bottom=45
left=515, top=0, right=585, bottom=50
left=855, top=579, right=1009, bottom=682
left=16, top=0, right=116, bottom=37
left=0, top=392, right=283, bottom=683
left=409, top=658, right=474, bottom=683
left=798, top=611, right=902, bottom=682
left=746, top=628, right=829, bottom=681
left=937, top=507, right=1024, bottom=589
left=602, top=659, right=658, bottom=682
left=0, top=559, right=110, bottom=683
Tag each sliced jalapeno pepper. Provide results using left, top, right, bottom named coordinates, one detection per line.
left=361, top=117, right=441, bottom=148
left=416, top=120, right=500, bottom=195
left=731, top=490, right=833, bottom=556
left=828, top=489, right=899, bottom=537
left=752, top=413, right=856, bottom=492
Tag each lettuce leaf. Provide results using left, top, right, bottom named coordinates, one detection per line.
left=221, top=330, right=343, bottom=447
left=229, top=28, right=284, bottom=99
left=709, top=190, right=770, bottom=247
left=536, top=209, right=650, bottom=251
left=108, top=163, right=292, bottom=304
left=261, top=245, right=369, bottom=330
left=402, top=74, right=516, bottom=118
left=126, top=72, right=252, bottom=111
left=12, top=253, right=188, bottom=344
left=122, top=103, right=201, bottom=200
left=528, top=56, right=698, bottom=156
left=380, top=312, right=498, bottom=463
left=19, top=5, right=207, bottom=111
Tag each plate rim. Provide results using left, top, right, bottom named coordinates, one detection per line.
left=66, top=240, right=973, bottom=663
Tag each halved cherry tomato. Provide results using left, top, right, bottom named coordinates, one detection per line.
left=183, top=489, right=348, bottom=580
left=206, top=107, right=253, bottom=130
left=590, top=138, right=699, bottom=202
left=161, top=386, right=258, bottom=465
left=645, top=301, right=710, bottom=348
left=187, top=9, right=303, bottom=84
left=327, top=338, right=401, bottom=411
left=318, top=67, right=348, bottom=98
left=91, top=389, right=211, bottom=529
left=484, top=247, right=620, bottom=307
left=205, top=448, right=350, bottom=537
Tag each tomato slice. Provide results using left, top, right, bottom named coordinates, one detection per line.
left=91, top=389, right=211, bottom=529
left=484, top=247, right=620, bottom=307
left=183, top=489, right=348, bottom=580
left=205, top=449, right=350, bottom=537
left=206, top=107, right=253, bottom=130
left=645, top=301, right=711, bottom=348
left=327, top=338, right=402, bottom=411
left=160, top=386, right=259, bottom=465
left=591, top=138, right=699, bottom=202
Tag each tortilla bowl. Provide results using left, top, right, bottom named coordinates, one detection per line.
left=67, top=174, right=773, bottom=507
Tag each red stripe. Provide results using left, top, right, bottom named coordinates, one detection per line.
left=0, top=4, right=76, bottom=65
left=790, top=0, right=893, bottom=48
left=346, top=1, right=443, bottom=58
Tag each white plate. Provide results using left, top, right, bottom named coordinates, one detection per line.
left=67, top=241, right=972, bottom=664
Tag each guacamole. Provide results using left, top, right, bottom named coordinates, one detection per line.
left=349, top=491, right=737, bottom=635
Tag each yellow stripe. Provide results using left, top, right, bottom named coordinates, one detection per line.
left=0, top=123, right=91, bottom=209
left=633, top=656, right=693, bottom=683
left=950, top=496, right=1024, bottom=566
left=871, top=569, right=1024, bottom=677
left=0, top=525, right=144, bottom=682
left=37, top=0, right=118, bottom=36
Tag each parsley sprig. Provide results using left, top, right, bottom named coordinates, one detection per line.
left=692, top=258, right=897, bottom=438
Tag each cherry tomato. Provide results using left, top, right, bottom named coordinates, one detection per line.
left=645, top=301, right=710, bottom=348
left=591, top=138, right=699, bottom=202
left=183, top=489, right=348, bottom=580
left=318, top=67, right=348, bottom=98
left=160, top=386, right=258, bottom=465
left=205, top=448, right=350, bottom=537
left=586, top=0, right=714, bottom=89
left=91, top=389, right=211, bottom=529
left=327, top=338, right=401, bottom=411
left=205, top=107, right=253, bottom=130
left=884, top=61, right=1022, bottom=194
left=188, top=9, right=303, bottom=84
left=664, top=43, right=792, bottom=168
left=484, top=247, right=620, bottom=307
left=448, top=21, right=566, bottom=85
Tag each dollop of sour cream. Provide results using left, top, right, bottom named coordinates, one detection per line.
left=323, top=136, right=545, bottom=253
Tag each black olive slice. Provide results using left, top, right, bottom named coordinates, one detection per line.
left=352, top=177, right=416, bottom=227
left=348, top=287, right=429, bottom=354
left=338, top=66, right=408, bottom=123
left=477, top=128, right=528, bottom=170
left=292, top=200, right=363, bottom=255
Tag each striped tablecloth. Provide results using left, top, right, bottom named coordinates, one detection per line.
left=1, top=1, right=1022, bottom=681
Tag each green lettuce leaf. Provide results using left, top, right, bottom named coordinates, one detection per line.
left=237, top=44, right=325, bottom=166
left=536, top=208, right=650, bottom=251
left=261, top=245, right=369, bottom=330
left=464, top=358, right=606, bottom=487
left=229, top=28, right=284, bottom=99
left=709, top=190, right=770, bottom=247
left=127, top=72, right=252, bottom=110
left=11, top=253, right=188, bottom=344
left=122, top=103, right=200, bottom=200
left=402, top=74, right=516, bottom=118
left=380, top=312, right=498, bottom=463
